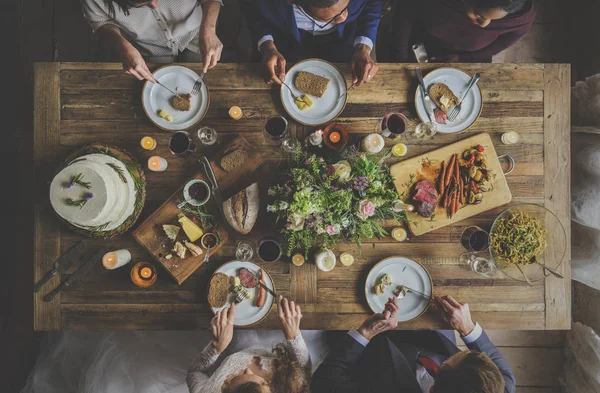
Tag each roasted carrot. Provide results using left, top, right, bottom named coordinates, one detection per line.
left=439, top=161, right=445, bottom=195
left=454, top=190, right=460, bottom=216
left=443, top=184, right=452, bottom=208
left=445, top=155, right=455, bottom=187
left=256, top=270, right=266, bottom=308
left=454, top=154, right=460, bottom=182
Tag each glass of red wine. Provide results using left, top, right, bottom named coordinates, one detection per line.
left=257, top=237, right=282, bottom=263
left=450, top=226, right=490, bottom=253
left=169, top=131, right=196, bottom=156
left=263, top=116, right=289, bottom=145
left=378, top=112, right=408, bottom=139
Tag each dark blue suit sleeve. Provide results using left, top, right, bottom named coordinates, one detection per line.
left=465, top=330, right=516, bottom=393
left=311, top=333, right=365, bottom=393
left=239, top=0, right=274, bottom=48
left=356, top=0, right=384, bottom=43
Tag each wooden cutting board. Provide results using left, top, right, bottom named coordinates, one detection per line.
left=132, top=136, right=265, bottom=284
left=390, top=133, right=512, bottom=236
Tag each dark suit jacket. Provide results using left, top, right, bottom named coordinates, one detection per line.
left=241, top=0, right=383, bottom=58
left=311, top=330, right=516, bottom=393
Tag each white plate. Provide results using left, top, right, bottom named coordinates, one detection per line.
left=365, top=256, right=432, bottom=322
left=210, top=261, right=275, bottom=327
left=415, top=67, right=482, bottom=134
left=142, top=65, right=209, bottom=131
left=281, top=59, right=347, bottom=126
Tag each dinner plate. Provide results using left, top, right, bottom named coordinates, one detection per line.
left=365, top=256, right=432, bottom=322
left=281, top=59, right=347, bottom=126
left=142, top=65, right=209, bottom=131
left=210, top=261, right=276, bottom=327
left=415, top=67, right=482, bottom=134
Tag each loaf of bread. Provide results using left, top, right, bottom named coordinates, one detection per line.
left=223, top=182, right=259, bottom=235
left=220, top=149, right=248, bottom=172
left=295, top=71, right=330, bottom=98
left=208, top=273, right=229, bottom=308
left=429, top=83, right=459, bottom=114
left=172, top=94, right=192, bottom=111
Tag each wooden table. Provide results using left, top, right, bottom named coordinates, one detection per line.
left=33, top=62, right=571, bottom=331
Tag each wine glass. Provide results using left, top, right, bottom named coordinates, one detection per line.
left=450, top=226, right=490, bottom=253
left=413, top=121, right=438, bottom=139
left=281, top=136, right=300, bottom=155
left=235, top=241, right=254, bottom=262
left=197, top=127, right=218, bottom=146
left=459, top=253, right=496, bottom=277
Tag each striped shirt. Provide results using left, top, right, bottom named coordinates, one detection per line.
left=81, top=0, right=222, bottom=63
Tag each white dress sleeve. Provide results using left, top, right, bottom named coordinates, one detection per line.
left=186, top=342, right=221, bottom=393
left=283, top=334, right=312, bottom=369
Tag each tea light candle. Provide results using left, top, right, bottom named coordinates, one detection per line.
left=229, top=106, right=243, bottom=120
left=102, top=249, right=132, bottom=270
left=148, top=156, right=168, bottom=172
left=339, top=252, right=355, bottom=266
left=131, top=262, right=157, bottom=288
left=292, top=253, right=305, bottom=267
left=140, top=136, right=157, bottom=150
left=329, top=131, right=341, bottom=143
left=391, top=227, right=408, bottom=242
left=362, top=133, right=385, bottom=154
left=501, top=131, right=520, bottom=145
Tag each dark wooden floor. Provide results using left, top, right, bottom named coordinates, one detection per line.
left=5, top=0, right=599, bottom=391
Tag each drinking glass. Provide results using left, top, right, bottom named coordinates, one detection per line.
left=169, top=131, right=196, bottom=156
left=413, top=121, right=438, bottom=139
left=257, top=236, right=282, bottom=263
left=281, top=136, right=300, bottom=155
left=263, top=116, right=289, bottom=145
left=450, top=226, right=490, bottom=253
left=377, top=112, right=408, bottom=139
left=459, top=253, right=496, bottom=277
left=197, top=127, right=218, bottom=146
left=235, top=241, right=254, bottom=262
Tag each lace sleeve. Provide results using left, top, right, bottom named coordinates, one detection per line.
left=284, top=334, right=311, bottom=369
left=186, top=342, right=220, bottom=393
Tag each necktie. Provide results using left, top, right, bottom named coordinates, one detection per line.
left=417, top=356, right=439, bottom=377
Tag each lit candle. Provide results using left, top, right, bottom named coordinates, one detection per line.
left=391, top=227, right=408, bottom=242
left=329, top=131, right=341, bottom=143
left=140, top=136, right=157, bottom=150
left=140, top=267, right=152, bottom=278
left=131, top=262, right=157, bottom=288
left=308, top=129, right=323, bottom=146
left=362, top=133, right=385, bottom=154
left=501, top=131, right=520, bottom=145
left=148, top=156, right=168, bottom=172
left=229, top=106, right=243, bottom=120
left=292, top=253, right=305, bottom=267
left=340, top=252, right=355, bottom=266
left=102, top=249, right=132, bottom=270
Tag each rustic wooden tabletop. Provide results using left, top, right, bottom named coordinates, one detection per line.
left=33, top=62, right=570, bottom=331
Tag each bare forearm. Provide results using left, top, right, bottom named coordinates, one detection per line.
left=201, top=1, right=221, bottom=32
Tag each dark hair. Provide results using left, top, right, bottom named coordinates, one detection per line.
left=432, top=351, right=505, bottom=393
left=292, top=0, right=341, bottom=9
left=102, top=0, right=201, bottom=18
left=471, top=0, right=528, bottom=13
left=224, top=343, right=310, bottom=393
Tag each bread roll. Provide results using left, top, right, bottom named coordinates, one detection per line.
left=223, top=182, right=259, bottom=234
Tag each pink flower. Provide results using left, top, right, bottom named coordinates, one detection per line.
left=356, top=199, right=376, bottom=220
left=326, top=225, right=339, bottom=235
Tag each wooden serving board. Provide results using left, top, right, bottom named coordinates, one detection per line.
left=390, top=133, right=512, bottom=236
left=132, top=136, right=265, bottom=284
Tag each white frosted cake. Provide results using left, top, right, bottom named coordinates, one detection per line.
left=49, top=153, right=138, bottom=232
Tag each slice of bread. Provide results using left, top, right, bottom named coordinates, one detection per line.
left=172, top=94, right=191, bottom=111
left=221, top=149, right=248, bottom=172
left=208, top=273, right=229, bottom=308
left=295, top=71, right=330, bottom=98
left=429, top=83, right=459, bottom=114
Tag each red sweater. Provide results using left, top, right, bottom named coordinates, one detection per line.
left=392, top=0, right=536, bottom=62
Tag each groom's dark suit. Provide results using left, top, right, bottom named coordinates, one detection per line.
left=311, top=330, right=515, bottom=393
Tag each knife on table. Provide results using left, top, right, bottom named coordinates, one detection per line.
left=416, top=67, right=436, bottom=123
left=43, top=247, right=109, bottom=302
left=34, top=241, right=86, bottom=293
left=199, top=156, right=233, bottom=232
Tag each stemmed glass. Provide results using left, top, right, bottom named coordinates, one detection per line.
left=235, top=241, right=254, bottom=262
left=451, top=226, right=494, bottom=277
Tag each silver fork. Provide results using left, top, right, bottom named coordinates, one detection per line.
left=338, top=82, right=356, bottom=100
left=447, top=73, right=481, bottom=122
left=190, top=72, right=206, bottom=96
left=234, top=288, right=249, bottom=304
left=281, top=81, right=300, bottom=100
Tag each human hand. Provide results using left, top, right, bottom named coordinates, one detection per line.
left=351, top=44, right=379, bottom=87
left=118, top=41, right=156, bottom=82
left=210, top=303, right=235, bottom=353
left=260, top=41, right=286, bottom=85
left=430, top=54, right=460, bottom=63
left=199, top=26, right=223, bottom=73
left=278, top=295, right=302, bottom=340
left=435, top=295, right=475, bottom=337
left=357, top=297, right=399, bottom=341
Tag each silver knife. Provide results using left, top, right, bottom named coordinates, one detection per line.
left=252, top=270, right=277, bottom=298
left=199, top=156, right=232, bottom=232
left=43, top=247, right=109, bottom=302
left=416, top=67, right=435, bottom=123
left=34, top=241, right=86, bottom=292
left=154, top=80, right=178, bottom=96
left=397, top=285, right=431, bottom=300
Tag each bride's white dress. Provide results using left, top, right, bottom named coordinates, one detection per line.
left=20, top=330, right=329, bottom=393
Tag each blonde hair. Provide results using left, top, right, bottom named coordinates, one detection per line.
left=432, top=351, right=505, bottom=393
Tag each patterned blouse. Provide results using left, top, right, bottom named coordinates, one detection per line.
left=81, top=0, right=222, bottom=63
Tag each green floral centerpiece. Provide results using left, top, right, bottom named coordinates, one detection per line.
left=267, top=149, right=405, bottom=256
